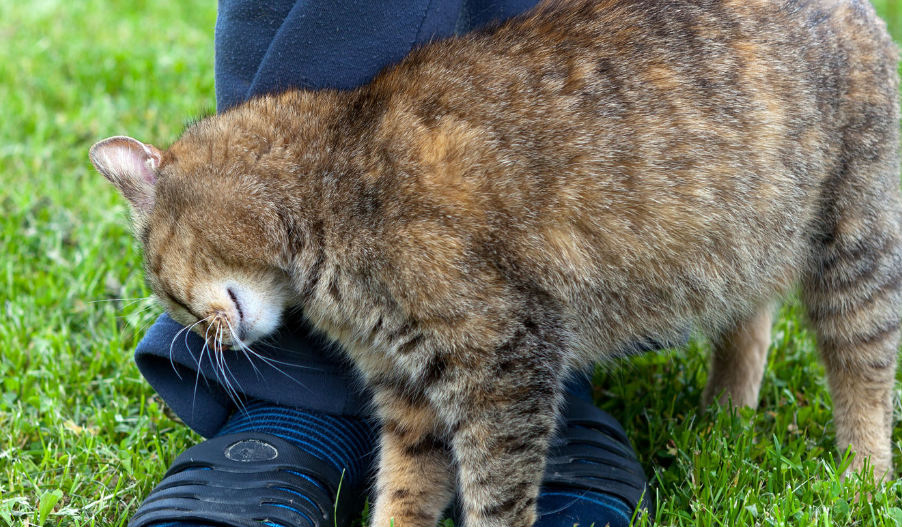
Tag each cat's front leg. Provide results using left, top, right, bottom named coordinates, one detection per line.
left=448, top=375, right=562, bottom=527
left=433, top=328, right=564, bottom=527
left=369, top=387, right=455, bottom=527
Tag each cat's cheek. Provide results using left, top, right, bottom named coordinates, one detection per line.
left=241, top=302, right=283, bottom=345
left=165, top=306, right=200, bottom=332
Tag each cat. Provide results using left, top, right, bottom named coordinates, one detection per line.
left=90, top=0, right=901, bottom=524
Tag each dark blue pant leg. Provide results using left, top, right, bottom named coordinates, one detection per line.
left=459, top=0, right=546, bottom=29
left=216, top=0, right=468, bottom=109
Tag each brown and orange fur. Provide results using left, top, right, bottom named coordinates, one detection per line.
left=91, top=0, right=902, bottom=525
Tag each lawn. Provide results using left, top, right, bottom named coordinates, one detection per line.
left=1, top=0, right=901, bottom=525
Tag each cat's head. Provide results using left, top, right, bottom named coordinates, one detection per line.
left=89, top=133, right=295, bottom=349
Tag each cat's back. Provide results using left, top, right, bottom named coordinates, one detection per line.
left=371, top=0, right=895, bottom=173
left=370, top=0, right=898, bottom=192
left=364, top=0, right=898, bottom=240
left=334, top=0, right=899, bottom=350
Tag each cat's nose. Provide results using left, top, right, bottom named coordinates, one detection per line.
left=226, top=286, right=244, bottom=323
left=202, top=287, right=247, bottom=347
left=203, top=313, right=242, bottom=349
left=194, top=282, right=282, bottom=348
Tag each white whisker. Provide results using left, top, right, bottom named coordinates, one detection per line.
left=207, top=317, right=224, bottom=386
left=219, top=349, right=247, bottom=413
left=254, top=339, right=325, bottom=356
left=199, top=319, right=220, bottom=387
left=169, top=316, right=213, bottom=380
left=224, top=319, right=263, bottom=380
left=238, top=344, right=312, bottom=392
left=234, top=348, right=322, bottom=369
left=118, top=297, right=156, bottom=310
left=192, top=337, right=210, bottom=419
left=213, top=321, right=233, bottom=402
left=133, top=316, right=157, bottom=337
left=217, top=321, right=247, bottom=413
left=186, top=316, right=214, bottom=368
left=87, top=296, right=153, bottom=304
left=116, top=302, right=157, bottom=319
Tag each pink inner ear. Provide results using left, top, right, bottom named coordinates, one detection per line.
left=138, top=142, right=163, bottom=183
left=89, top=136, right=162, bottom=210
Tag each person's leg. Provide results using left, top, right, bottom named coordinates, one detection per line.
left=216, top=0, right=466, bottom=109
left=534, top=377, right=652, bottom=527
left=131, top=313, right=379, bottom=527
left=457, top=0, right=544, bottom=31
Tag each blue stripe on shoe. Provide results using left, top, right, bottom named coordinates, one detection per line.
left=273, top=485, right=321, bottom=512
left=230, top=408, right=366, bottom=449
left=265, top=503, right=314, bottom=526
left=283, top=469, right=326, bottom=491
left=230, top=405, right=371, bottom=453
left=217, top=422, right=372, bottom=484
left=225, top=402, right=374, bottom=448
left=538, top=490, right=633, bottom=526
left=219, top=424, right=344, bottom=470
left=225, top=414, right=367, bottom=468
left=217, top=401, right=375, bottom=483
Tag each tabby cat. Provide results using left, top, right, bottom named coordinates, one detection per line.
left=90, top=0, right=901, bottom=524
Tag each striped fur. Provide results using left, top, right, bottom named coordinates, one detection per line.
left=92, top=0, right=901, bottom=524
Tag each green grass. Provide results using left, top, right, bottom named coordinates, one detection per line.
left=1, top=0, right=901, bottom=525
left=596, top=299, right=902, bottom=526
left=0, top=0, right=215, bottom=524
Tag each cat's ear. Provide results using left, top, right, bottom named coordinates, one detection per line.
left=89, top=136, right=162, bottom=212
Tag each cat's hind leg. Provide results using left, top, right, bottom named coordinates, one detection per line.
left=800, top=28, right=902, bottom=480
left=702, top=306, right=774, bottom=409
left=801, top=170, right=902, bottom=481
